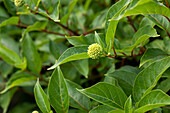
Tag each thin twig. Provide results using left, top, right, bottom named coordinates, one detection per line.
left=165, top=0, right=169, bottom=8
left=127, top=16, right=137, bottom=32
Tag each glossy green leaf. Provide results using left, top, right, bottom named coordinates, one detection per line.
left=48, top=46, right=89, bottom=70
left=21, top=21, right=48, bottom=41
left=0, top=44, right=26, bottom=69
left=89, top=105, right=114, bottom=113
left=95, top=31, right=105, bottom=51
left=0, top=71, right=36, bottom=94
left=133, top=56, right=170, bottom=102
left=22, top=34, right=42, bottom=74
left=135, top=90, right=170, bottom=113
left=124, top=96, right=132, bottom=113
left=106, top=70, right=137, bottom=96
left=0, top=16, right=19, bottom=27
left=78, top=82, right=127, bottom=110
left=49, top=40, right=62, bottom=59
left=72, top=59, right=89, bottom=78
left=34, top=79, right=51, bottom=113
left=66, top=79, right=90, bottom=111
left=48, top=66, right=69, bottom=113
left=61, top=0, right=78, bottom=24
left=140, top=48, right=168, bottom=67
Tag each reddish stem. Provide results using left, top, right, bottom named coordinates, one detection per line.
left=165, top=0, right=169, bottom=8
left=127, top=16, right=137, bottom=32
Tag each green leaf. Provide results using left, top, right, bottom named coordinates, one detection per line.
left=0, top=71, right=36, bottom=94
left=124, top=96, right=132, bottom=113
left=3, top=0, right=16, bottom=15
left=95, top=31, right=105, bottom=51
left=135, top=90, right=170, bottom=113
left=109, top=109, right=124, bottom=113
left=133, top=56, right=170, bottom=102
left=0, top=44, right=26, bottom=69
left=0, top=16, right=19, bottom=27
left=61, top=0, right=78, bottom=24
left=105, top=0, right=132, bottom=52
left=78, top=82, right=127, bottom=110
left=123, top=0, right=170, bottom=17
left=49, top=40, right=62, bottom=59
left=106, top=70, right=137, bottom=96
left=48, top=66, right=69, bottom=113
left=66, top=79, right=90, bottom=111
left=89, top=105, right=114, bottom=113
left=0, top=88, right=17, bottom=113
left=34, top=79, right=51, bottom=113
left=48, top=46, right=89, bottom=70
left=121, top=25, right=159, bottom=52
left=140, top=48, right=168, bottom=67
left=38, top=1, right=60, bottom=22
left=72, top=59, right=89, bottom=78
left=22, top=34, right=42, bottom=74
left=66, top=35, right=89, bottom=46
left=21, top=21, right=48, bottom=41
left=158, top=78, right=170, bottom=93
left=146, top=14, right=170, bottom=31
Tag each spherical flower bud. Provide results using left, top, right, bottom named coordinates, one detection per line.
left=14, top=0, right=25, bottom=7
left=87, top=43, right=103, bottom=59
left=32, top=111, right=39, bottom=113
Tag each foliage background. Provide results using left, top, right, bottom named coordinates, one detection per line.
left=0, top=0, right=170, bottom=113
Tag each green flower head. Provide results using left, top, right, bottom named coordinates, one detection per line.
left=88, top=43, right=103, bottom=59
left=32, top=111, right=39, bottom=113
left=14, top=0, right=25, bottom=7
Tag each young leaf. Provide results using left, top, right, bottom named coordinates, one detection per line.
left=72, top=59, right=89, bottom=78
left=48, top=66, right=69, bottom=113
left=133, top=56, right=170, bottom=102
left=78, top=82, right=127, bottom=110
left=22, top=34, right=42, bottom=74
left=0, top=71, right=36, bottom=94
left=66, top=79, right=90, bottom=111
left=124, top=96, right=132, bottom=113
left=34, top=79, right=51, bottom=113
left=89, top=105, right=114, bottom=113
left=48, top=46, right=89, bottom=70
left=106, top=70, right=137, bottom=96
left=135, top=90, right=170, bottom=113
left=95, top=31, right=105, bottom=51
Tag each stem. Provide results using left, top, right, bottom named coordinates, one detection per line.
left=16, top=24, right=66, bottom=36
left=127, top=16, right=137, bottom=32
left=165, top=0, right=169, bottom=8
left=113, top=41, right=117, bottom=57
left=41, top=1, right=49, bottom=14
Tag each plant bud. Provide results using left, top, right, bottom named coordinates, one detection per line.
left=14, top=0, right=25, bottom=7
left=87, top=43, right=103, bottom=59
left=32, top=111, right=39, bottom=113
